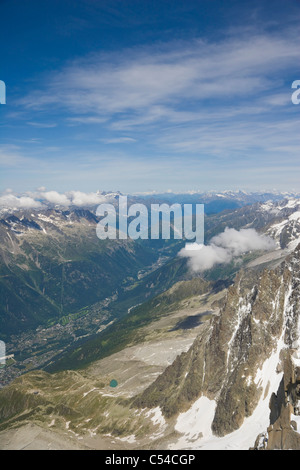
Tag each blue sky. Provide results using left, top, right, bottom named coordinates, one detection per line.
left=0, top=0, right=299, bottom=195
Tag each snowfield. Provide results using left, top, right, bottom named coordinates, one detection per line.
left=169, top=347, right=283, bottom=450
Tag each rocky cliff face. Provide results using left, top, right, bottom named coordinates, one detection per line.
left=135, top=243, right=300, bottom=448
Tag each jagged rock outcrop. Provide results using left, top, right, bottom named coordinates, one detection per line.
left=135, top=244, right=300, bottom=448
left=252, top=351, right=300, bottom=450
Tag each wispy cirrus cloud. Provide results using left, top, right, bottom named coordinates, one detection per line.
left=67, top=116, right=108, bottom=125
left=100, top=137, right=137, bottom=144
left=0, top=145, right=37, bottom=167
left=4, top=23, right=300, bottom=193
left=27, top=122, right=57, bottom=129
left=15, top=26, right=299, bottom=162
left=19, top=28, right=299, bottom=125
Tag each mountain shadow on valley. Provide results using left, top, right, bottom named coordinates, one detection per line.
left=170, top=311, right=213, bottom=331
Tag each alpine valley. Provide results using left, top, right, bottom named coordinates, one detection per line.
left=1, top=191, right=300, bottom=450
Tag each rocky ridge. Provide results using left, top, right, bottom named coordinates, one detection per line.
left=134, top=243, right=300, bottom=449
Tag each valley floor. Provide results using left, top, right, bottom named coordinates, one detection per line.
left=0, top=288, right=224, bottom=451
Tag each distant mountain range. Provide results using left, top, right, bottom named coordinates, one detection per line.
left=1, top=189, right=299, bottom=216
left=136, top=190, right=300, bottom=214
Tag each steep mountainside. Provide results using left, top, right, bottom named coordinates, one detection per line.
left=134, top=244, right=300, bottom=449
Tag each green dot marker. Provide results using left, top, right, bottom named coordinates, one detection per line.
left=109, top=379, right=118, bottom=388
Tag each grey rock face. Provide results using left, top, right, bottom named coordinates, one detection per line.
left=137, top=244, right=300, bottom=448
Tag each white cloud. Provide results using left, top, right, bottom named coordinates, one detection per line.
left=27, top=122, right=57, bottom=128
left=180, top=244, right=232, bottom=271
left=101, top=137, right=137, bottom=144
left=67, top=116, right=108, bottom=125
left=0, top=194, right=43, bottom=209
left=42, top=191, right=71, bottom=206
left=5, top=26, right=299, bottom=192
left=211, top=227, right=276, bottom=255
left=0, top=190, right=111, bottom=210
left=179, top=227, right=276, bottom=272
left=39, top=190, right=109, bottom=207
left=20, top=29, right=298, bottom=126
left=68, top=191, right=106, bottom=206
